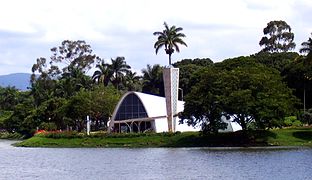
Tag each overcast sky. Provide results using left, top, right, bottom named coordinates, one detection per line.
left=0, top=0, right=311, bottom=75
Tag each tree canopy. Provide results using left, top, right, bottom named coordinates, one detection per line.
left=1, top=21, right=311, bottom=136
left=299, top=33, right=312, bottom=64
left=259, top=20, right=296, bottom=52
left=182, top=57, right=298, bottom=133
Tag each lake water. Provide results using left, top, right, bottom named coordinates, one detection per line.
left=0, top=140, right=311, bottom=180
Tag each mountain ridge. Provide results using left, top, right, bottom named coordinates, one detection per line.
left=0, top=73, right=32, bottom=91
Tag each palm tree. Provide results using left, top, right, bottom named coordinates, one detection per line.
left=92, top=60, right=113, bottom=86
left=299, top=33, right=312, bottom=113
left=142, top=64, right=164, bottom=96
left=153, top=22, right=187, bottom=65
left=300, top=33, right=312, bottom=64
left=123, top=71, right=141, bottom=91
left=110, top=56, right=131, bottom=89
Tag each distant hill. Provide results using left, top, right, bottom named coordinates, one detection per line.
left=0, top=73, right=32, bottom=91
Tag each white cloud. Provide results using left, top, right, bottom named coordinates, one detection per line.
left=0, top=0, right=311, bottom=75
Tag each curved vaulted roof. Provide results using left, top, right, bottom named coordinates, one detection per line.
left=111, top=91, right=184, bottom=121
left=109, top=91, right=240, bottom=133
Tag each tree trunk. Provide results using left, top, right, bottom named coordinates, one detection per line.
left=168, top=53, right=172, bottom=66
left=240, top=116, right=247, bottom=131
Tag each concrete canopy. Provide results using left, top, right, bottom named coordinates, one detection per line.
left=108, top=91, right=200, bottom=133
left=108, top=91, right=241, bottom=133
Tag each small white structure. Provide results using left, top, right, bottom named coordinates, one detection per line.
left=219, top=116, right=242, bottom=132
left=108, top=92, right=241, bottom=133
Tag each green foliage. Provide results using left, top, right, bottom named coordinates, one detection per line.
left=173, top=58, right=213, bottom=97
left=181, top=67, right=227, bottom=134
left=283, top=56, right=312, bottom=110
left=36, top=131, right=83, bottom=139
left=0, top=87, right=20, bottom=111
left=16, top=128, right=312, bottom=148
left=141, top=64, right=164, bottom=96
left=0, top=132, right=24, bottom=139
left=182, top=56, right=298, bottom=132
left=0, top=111, right=13, bottom=129
left=252, top=51, right=299, bottom=72
left=50, top=40, right=98, bottom=74
left=259, top=20, right=296, bottom=52
left=92, top=59, right=112, bottom=86
left=284, top=116, right=302, bottom=127
left=299, top=33, right=312, bottom=63
left=153, top=22, right=187, bottom=65
left=121, top=71, right=141, bottom=91
left=109, top=56, right=131, bottom=90
left=92, top=57, right=138, bottom=91
left=173, top=58, right=213, bottom=67
left=89, top=85, right=120, bottom=130
left=39, top=122, right=57, bottom=131
left=300, top=108, right=312, bottom=125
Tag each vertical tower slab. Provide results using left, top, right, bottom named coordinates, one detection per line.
left=163, top=67, right=179, bottom=132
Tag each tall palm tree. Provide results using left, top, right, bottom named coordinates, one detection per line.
left=110, top=56, right=131, bottom=89
left=300, top=33, right=312, bottom=64
left=92, top=60, right=113, bottom=86
left=153, top=22, right=187, bottom=65
left=299, top=33, right=312, bottom=113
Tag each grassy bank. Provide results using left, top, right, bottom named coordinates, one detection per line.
left=15, top=127, right=312, bottom=148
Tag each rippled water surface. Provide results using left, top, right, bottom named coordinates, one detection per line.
left=0, top=140, right=311, bottom=180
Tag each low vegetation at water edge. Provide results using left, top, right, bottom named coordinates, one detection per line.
left=14, top=127, right=312, bottom=148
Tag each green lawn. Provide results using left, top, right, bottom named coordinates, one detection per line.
left=15, top=127, right=312, bottom=148
left=266, top=128, right=312, bottom=146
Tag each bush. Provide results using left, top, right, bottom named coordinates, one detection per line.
left=284, top=116, right=302, bottom=127
left=36, top=131, right=84, bottom=139
left=301, top=111, right=312, bottom=125
left=39, top=122, right=57, bottom=131
left=0, top=132, right=24, bottom=139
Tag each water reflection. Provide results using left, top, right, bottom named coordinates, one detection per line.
left=0, top=140, right=311, bottom=180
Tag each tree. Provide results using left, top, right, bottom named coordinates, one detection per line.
left=61, top=89, right=92, bottom=131
left=299, top=33, right=312, bottom=64
left=182, top=57, right=298, bottom=132
left=89, top=86, right=120, bottom=130
left=153, top=22, right=187, bottom=65
left=218, top=64, right=297, bottom=130
left=259, top=20, right=296, bottom=52
left=173, top=58, right=213, bottom=67
left=50, top=40, right=98, bottom=74
left=252, top=51, right=299, bottom=73
left=31, top=40, right=98, bottom=102
left=31, top=57, right=59, bottom=106
left=122, top=71, right=141, bottom=91
left=3, top=91, right=36, bottom=137
left=110, top=57, right=131, bottom=89
left=283, top=56, right=312, bottom=112
left=181, top=67, right=227, bottom=134
left=141, top=64, right=164, bottom=96
left=0, top=87, right=20, bottom=111
left=173, top=58, right=213, bottom=98
left=60, top=86, right=120, bottom=131
left=92, top=59, right=113, bottom=86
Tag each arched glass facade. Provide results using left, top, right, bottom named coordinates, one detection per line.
left=115, top=93, right=148, bottom=121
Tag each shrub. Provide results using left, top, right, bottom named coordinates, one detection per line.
left=36, top=131, right=83, bottom=139
left=301, top=111, right=312, bottom=125
left=39, top=122, right=57, bottom=131
left=0, top=132, right=24, bottom=139
left=284, top=116, right=302, bottom=127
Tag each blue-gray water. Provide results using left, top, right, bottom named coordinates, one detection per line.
left=0, top=140, right=311, bottom=180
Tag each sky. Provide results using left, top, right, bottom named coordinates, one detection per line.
left=0, top=0, right=311, bottom=75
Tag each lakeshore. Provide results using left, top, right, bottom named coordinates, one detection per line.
left=14, top=127, right=312, bottom=148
